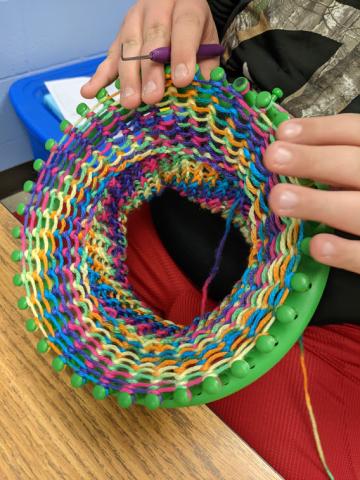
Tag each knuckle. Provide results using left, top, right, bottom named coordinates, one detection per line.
left=143, top=23, right=168, bottom=43
left=173, top=11, right=202, bottom=28
left=122, top=37, right=141, bottom=49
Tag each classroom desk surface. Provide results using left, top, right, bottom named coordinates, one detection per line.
left=0, top=203, right=282, bottom=480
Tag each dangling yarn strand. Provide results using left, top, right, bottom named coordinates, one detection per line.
left=200, top=196, right=242, bottom=317
left=299, top=337, right=335, bottom=480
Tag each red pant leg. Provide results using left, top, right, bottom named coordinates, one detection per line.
left=127, top=204, right=360, bottom=480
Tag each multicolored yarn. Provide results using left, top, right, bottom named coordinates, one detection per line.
left=12, top=65, right=330, bottom=409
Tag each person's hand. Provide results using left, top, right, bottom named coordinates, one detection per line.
left=81, top=0, right=219, bottom=109
left=264, top=113, right=360, bottom=274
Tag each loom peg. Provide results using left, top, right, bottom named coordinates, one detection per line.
left=17, top=297, right=28, bottom=310
left=23, top=180, right=34, bottom=193
left=275, top=305, right=297, bottom=323
left=230, top=360, right=250, bottom=378
left=291, top=273, right=311, bottom=292
left=144, top=393, right=161, bottom=410
left=52, top=356, right=65, bottom=372
left=117, top=391, right=133, bottom=408
left=174, top=387, right=192, bottom=405
left=255, top=335, right=276, bottom=353
left=25, top=319, right=38, bottom=333
left=11, top=250, right=22, bottom=262
left=93, top=385, right=108, bottom=400
left=33, top=158, right=44, bottom=172
left=11, top=225, right=21, bottom=238
left=37, top=338, right=50, bottom=354
left=45, top=138, right=56, bottom=151
left=71, top=373, right=86, bottom=388
left=16, top=203, right=26, bottom=216
left=202, top=376, right=221, bottom=394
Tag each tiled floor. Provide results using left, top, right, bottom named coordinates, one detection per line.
left=1, top=191, right=30, bottom=212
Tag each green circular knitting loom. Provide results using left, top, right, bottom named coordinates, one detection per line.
left=12, top=65, right=330, bottom=409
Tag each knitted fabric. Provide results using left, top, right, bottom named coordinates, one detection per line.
left=18, top=67, right=305, bottom=405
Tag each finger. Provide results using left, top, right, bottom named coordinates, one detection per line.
left=196, top=10, right=220, bottom=80
left=118, top=6, right=143, bottom=108
left=264, top=141, right=360, bottom=188
left=269, top=184, right=360, bottom=236
left=310, top=233, right=360, bottom=274
left=276, top=114, right=360, bottom=146
left=81, top=46, right=119, bottom=99
left=140, top=0, right=173, bottom=105
left=171, top=0, right=208, bottom=87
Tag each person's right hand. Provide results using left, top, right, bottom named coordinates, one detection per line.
left=81, top=0, right=219, bottom=109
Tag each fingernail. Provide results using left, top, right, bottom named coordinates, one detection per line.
left=275, top=147, right=292, bottom=166
left=174, top=63, right=189, bottom=80
left=320, top=241, right=336, bottom=257
left=142, top=80, right=157, bottom=95
left=277, top=190, right=299, bottom=210
left=282, top=122, right=303, bottom=139
left=122, top=86, right=135, bottom=98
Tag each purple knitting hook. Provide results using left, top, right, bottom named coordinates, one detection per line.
left=121, top=43, right=224, bottom=64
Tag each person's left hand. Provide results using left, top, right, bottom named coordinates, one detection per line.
left=264, top=113, right=360, bottom=274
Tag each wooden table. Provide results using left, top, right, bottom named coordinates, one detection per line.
left=0, top=203, right=282, bottom=480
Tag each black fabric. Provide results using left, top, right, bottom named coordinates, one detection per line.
left=149, top=0, right=360, bottom=326
left=151, top=190, right=249, bottom=300
left=207, top=0, right=250, bottom=37
left=336, top=0, right=360, bottom=8
left=226, top=30, right=341, bottom=97
left=342, top=95, right=360, bottom=113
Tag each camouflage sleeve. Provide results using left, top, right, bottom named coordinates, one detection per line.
left=206, top=0, right=250, bottom=39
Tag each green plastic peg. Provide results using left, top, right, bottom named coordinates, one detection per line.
left=256, top=91, right=272, bottom=109
left=45, top=138, right=56, bottom=151
left=25, top=319, right=37, bottom=332
left=231, top=360, right=250, bottom=378
left=59, top=119, right=71, bottom=132
left=300, top=237, right=312, bottom=256
left=23, top=180, right=34, bottom=193
left=232, top=77, right=249, bottom=93
left=16, top=203, right=26, bottom=216
left=272, top=111, right=290, bottom=127
left=275, top=304, right=297, bottom=323
left=33, top=158, right=44, bottom=172
left=144, top=393, right=161, bottom=410
left=255, top=335, right=276, bottom=353
left=71, top=373, right=85, bottom=388
left=174, top=387, right=191, bottom=405
left=202, top=376, right=221, bottom=394
left=117, top=392, right=132, bottom=408
left=93, top=385, right=107, bottom=400
left=52, top=357, right=65, bottom=372
left=37, top=338, right=49, bottom=354
left=210, top=67, right=225, bottom=82
left=115, top=78, right=121, bottom=90
left=96, top=88, right=107, bottom=101
left=291, top=273, right=311, bottom=292
left=18, top=297, right=28, bottom=310
left=11, top=250, right=22, bottom=262
left=11, top=226, right=21, bottom=239
left=76, top=103, right=89, bottom=117
left=13, top=273, right=23, bottom=287
left=244, top=90, right=257, bottom=107
left=272, top=87, right=283, bottom=100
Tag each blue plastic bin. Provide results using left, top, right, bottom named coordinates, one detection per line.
left=9, top=56, right=105, bottom=161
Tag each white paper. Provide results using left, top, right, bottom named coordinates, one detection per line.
left=45, top=77, right=118, bottom=124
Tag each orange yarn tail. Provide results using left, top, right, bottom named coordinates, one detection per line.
left=299, top=337, right=335, bottom=480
